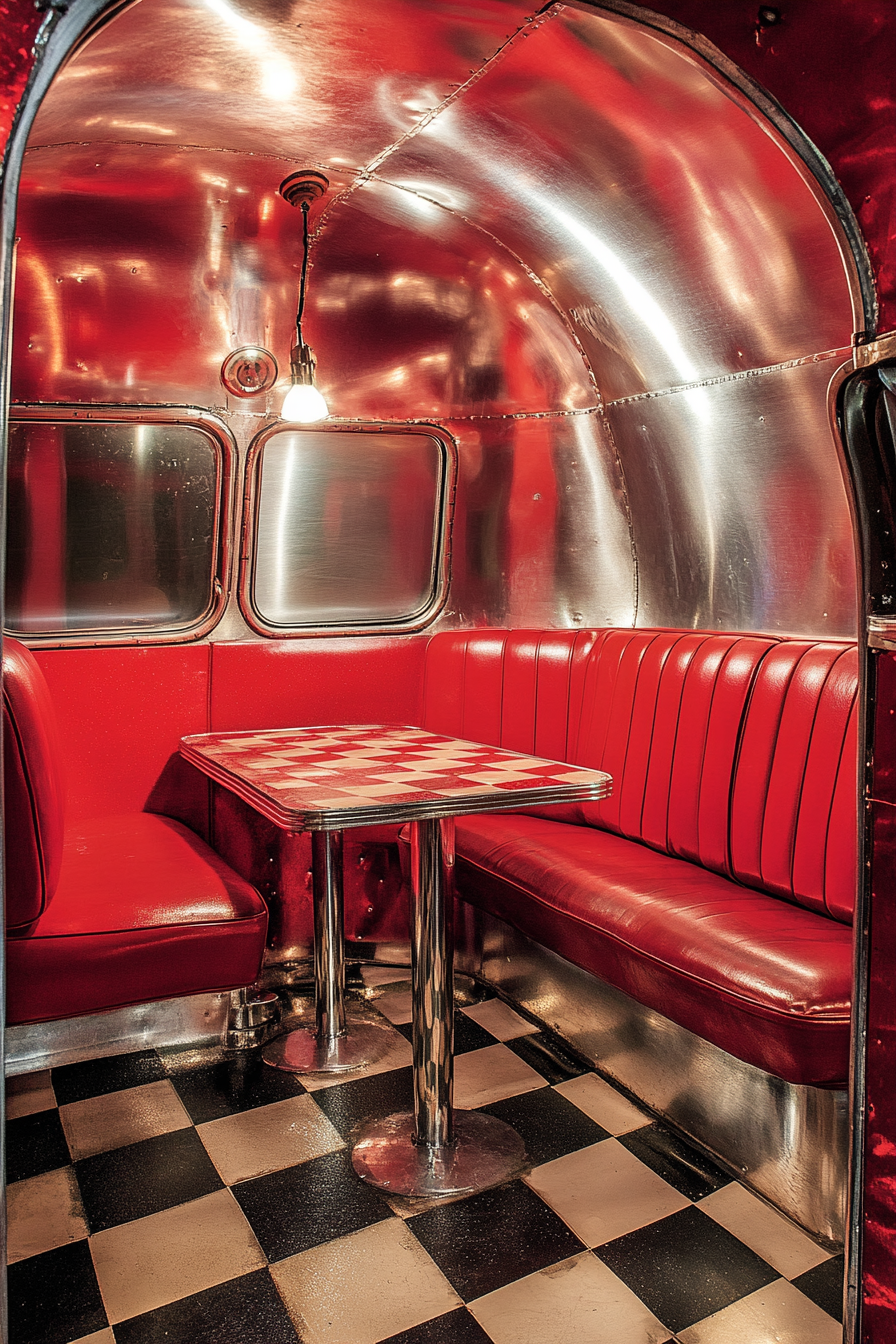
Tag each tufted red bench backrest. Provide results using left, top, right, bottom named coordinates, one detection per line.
left=421, top=628, right=858, bottom=924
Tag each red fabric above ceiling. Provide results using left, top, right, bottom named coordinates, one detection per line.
left=0, top=0, right=894, bottom=329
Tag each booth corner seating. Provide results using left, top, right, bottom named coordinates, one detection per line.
left=3, top=636, right=267, bottom=1027
left=420, top=628, right=857, bottom=1091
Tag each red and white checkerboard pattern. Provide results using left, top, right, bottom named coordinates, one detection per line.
left=180, top=725, right=611, bottom=830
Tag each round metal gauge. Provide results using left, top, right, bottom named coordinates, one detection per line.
left=221, top=346, right=279, bottom=397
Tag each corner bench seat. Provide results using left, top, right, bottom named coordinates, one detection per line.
left=421, top=628, right=858, bottom=1088
left=4, top=638, right=268, bottom=1027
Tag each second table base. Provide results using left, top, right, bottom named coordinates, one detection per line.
left=351, top=1109, right=526, bottom=1198
left=262, top=1016, right=394, bottom=1074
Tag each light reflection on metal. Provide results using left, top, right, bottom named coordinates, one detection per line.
left=11, top=0, right=865, bottom=639
left=221, top=345, right=278, bottom=397
left=457, top=903, right=848, bottom=1243
left=241, top=421, right=455, bottom=636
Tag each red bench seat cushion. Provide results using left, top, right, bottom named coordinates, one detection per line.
left=455, top=813, right=852, bottom=1087
left=7, top=813, right=268, bottom=1026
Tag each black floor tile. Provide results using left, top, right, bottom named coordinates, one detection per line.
left=76, top=1127, right=223, bottom=1232
left=115, top=1268, right=300, bottom=1344
left=233, top=1147, right=392, bottom=1260
left=6, top=1108, right=70, bottom=1182
left=52, top=1049, right=166, bottom=1105
left=381, top=1306, right=494, bottom=1342
left=8, top=1239, right=107, bottom=1344
left=594, top=1204, right=779, bottom=1334
left=394, top=1014, right=497, bottom=1055
left=166, top=1051, right=307, bottom=1124
left=504, top=1030, right=589, bottom=1084
left=793, top=1253, right=844, bottom=1322
left=312, top=1065, right=415, bottom=1140
left=409, top=1178, right=586, bottom=1300
left=618, top=1122, right=732, bottom=1201
left=480, top=1085, right=609, bottom=1166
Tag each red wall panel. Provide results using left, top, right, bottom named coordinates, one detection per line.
left=33, top=645, right=210, bottom=825
left=209, top=638, right=427, bottom=732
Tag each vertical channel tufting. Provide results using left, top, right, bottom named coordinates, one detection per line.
left=500, top=631, right=541, bottom=753
left=790, top=646, right=858, bottom=919
left=729, top=643, right=811, bottom=891
left=573, top=631, right=659, bottom=834
left=667, top=636, right=739, bottom=864
left=459, top=630, right=507, bottom=745
left=695, top=638, right=778, bottom=876
left=567, top=629, right=604, bottom=759
left=533, top=632, right=579, bottom=762
left=616, top=634, right=678, bottom=841
left=758, top=645, right=847, bottom=903
left=639, top=633, right=708, bottom=851
left=422, top=633, right=468, bottom=736
left=824, top=688, right=859, bottom=922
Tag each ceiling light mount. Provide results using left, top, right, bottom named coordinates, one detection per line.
left=279, top=170, right=331, bottom=423
left=279, top=169, right=330, bottom=210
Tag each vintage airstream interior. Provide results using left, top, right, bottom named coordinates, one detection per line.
left=1, top=0, right=896, bottom=1340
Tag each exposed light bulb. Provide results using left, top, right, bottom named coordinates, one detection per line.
left=281, top=340, right=329, bottom=423
left=282, top=380, right=329, bottom=423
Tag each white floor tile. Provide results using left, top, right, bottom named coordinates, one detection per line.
left=461, top=999, right=538, bottom=1041
left=453, top=1043, right=546, bottom=1108
left=470, top=1251, right=671, bottom=1344
left=554, top=1074, right=650, bottom=1136
left=524, top=1139, right=689, bottom=1247
left=7, top=1167, right=87, bottom=1263
left=698, top=1183, right=832, bottom=1280
left=197, top=1093, right=343, bottom=1183
left=271, top=1217, right=461, bottom=1344
left=677, top=1278, right=842, bottom=1344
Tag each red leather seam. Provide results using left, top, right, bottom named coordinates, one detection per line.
left=722, top=639, right=781, bottom=879
left=27, top=911, right=266, bottom=940
left=820, top=652, right=859, bottom=917
left=635, top=633, right=681, bottom=840
left=457, top=854, right=850, bottom=1024
left=3, top=688, right=48, bottom=909
left=785, top=649, right=840, bottom=900
left=662, top=633, right=711, bottom=849
left=745, top=650, right=803, bottom=889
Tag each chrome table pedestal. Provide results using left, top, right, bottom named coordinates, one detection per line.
left=263, top=831, right=393, bottom=1074
left=352, top=818, right=525, bottom=1197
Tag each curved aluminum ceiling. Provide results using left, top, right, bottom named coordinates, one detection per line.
left=13, top=0, right=864, bottom=636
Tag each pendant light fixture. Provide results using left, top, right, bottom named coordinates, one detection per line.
left=279, top=169, right=330, bottom=423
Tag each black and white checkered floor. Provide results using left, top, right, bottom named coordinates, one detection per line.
left=6, top=973, right=844, bottom=1344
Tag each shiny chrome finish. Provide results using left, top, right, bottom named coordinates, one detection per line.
left=13, top=0, right=866, bottom=640
left=224, top=985, right=281, bottom=1049
left=243, top=422, right=454, bottom=635
left=605, top=352, right=857, bottom=635
left=352, top=1108, right=526, bottom=1200
left=221, top=346, right=278, bottom=398
left=263, top=831, right=394, bottom=1073
left=354, top=817, right=526, bottom=1197
left=5, top=992, right=233, bottom=1075
left=411, top=817, right=456, bottom=1148
left=457, top=905, right=848, bottom=1243
left=6, top=403, right=235, bottom=646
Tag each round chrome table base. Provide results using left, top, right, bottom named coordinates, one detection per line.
left=352, top=1110, right=527, bottom=1198
left=262, top=1019, right=394, bottom=1074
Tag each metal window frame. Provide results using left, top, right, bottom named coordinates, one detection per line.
left=4, top=402, right=235, bottom=648
left=239, top=419, right=456, bottom=639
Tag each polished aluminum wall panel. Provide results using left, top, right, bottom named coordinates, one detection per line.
left=456, top=904, right=848, bottom=1243
left=28, top=0, right=534, bottom=168
left=12, top=0, right=865, bottom=639
left=381, top=6, right=862, bottom=401
left=605, top=353, right=857, bottom=635
left=442, top=412, right=636, bottom=629
left=249, top=428, right=446, bottom=628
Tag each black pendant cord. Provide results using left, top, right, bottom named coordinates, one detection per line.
left=296, top=201, right=310, bottom=348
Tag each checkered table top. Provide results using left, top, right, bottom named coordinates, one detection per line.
left=180, top=725, right=611, bottom=831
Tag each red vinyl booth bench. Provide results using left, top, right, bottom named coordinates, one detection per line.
left=3, top=637, right=268, bottom=1027
left=420, top=629, right=857, bottom=1091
